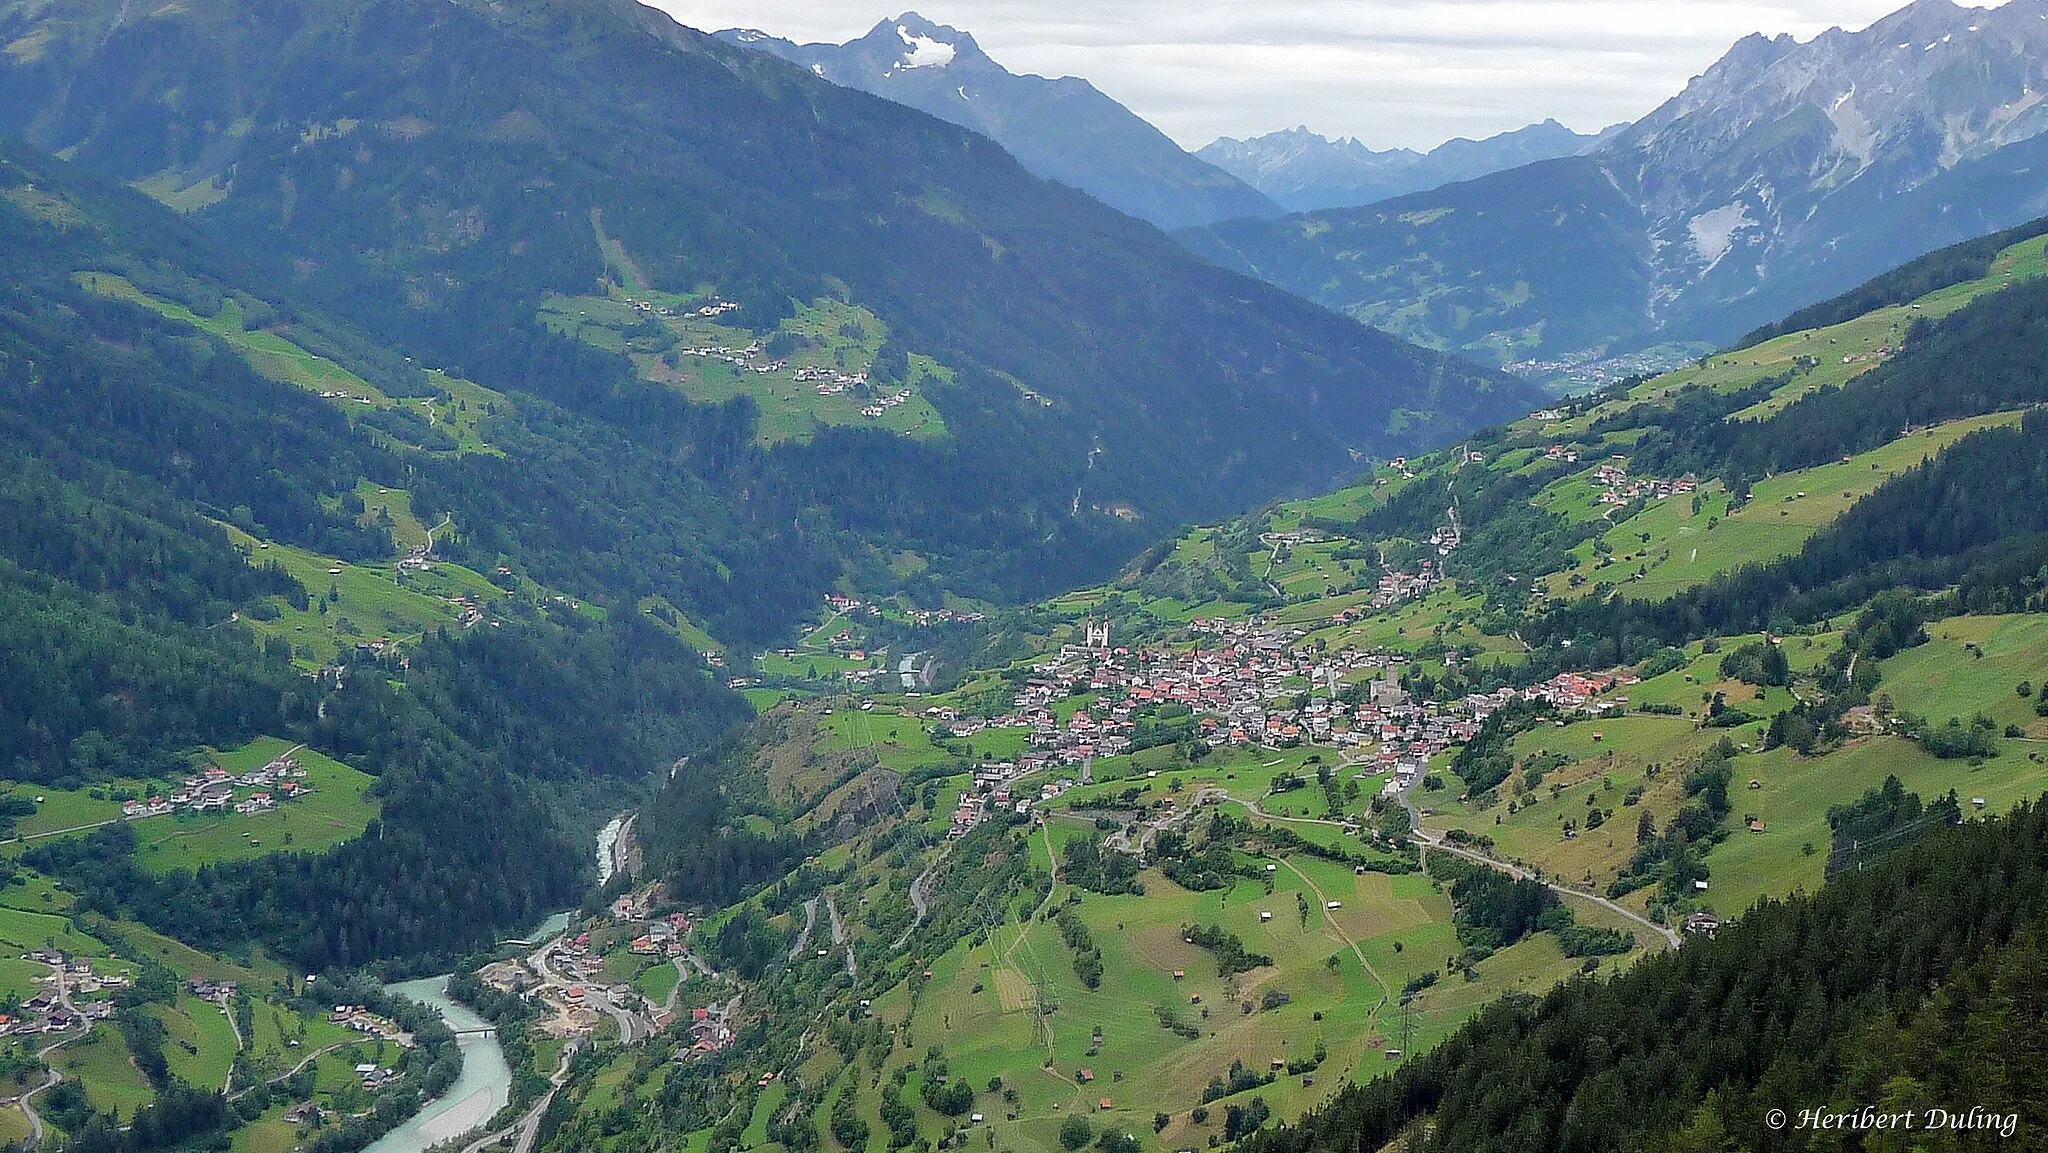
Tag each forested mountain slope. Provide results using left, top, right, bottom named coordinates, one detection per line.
left=0, top=0, right=1530, bottom=640
left=0, top=134, right=756, bottom=971
left=1243, top=801, right=2048, bottom=1153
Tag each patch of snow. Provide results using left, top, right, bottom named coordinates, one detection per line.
left=1688, top=202, right=1756, bottom=268
left=957, top=85, right=970, bottom=100
left=896, top=26, right=955, bottom=69
left=813, top=63, right=826, bottom=76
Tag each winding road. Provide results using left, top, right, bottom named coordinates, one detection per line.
left=789, top=898, right=819, bottom=961
left=1225, top=776, right=1680, bottom=951
left=459, top=1036, right=582, bottom=1153
left=19, top=961, right=87, bottom=1147
left=1391, top=783, right=1680, bottom=949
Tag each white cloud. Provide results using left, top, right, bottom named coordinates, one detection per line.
left=647, top=0, right=2007, bottom=149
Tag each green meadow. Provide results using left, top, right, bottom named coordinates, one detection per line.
left=57, top=1026, right=158, bottom=1116
left=1, top=736, right=375, bottom=874
left=1542, top=411, right=2022, bottom=601
left=132, top=739, right=378, bottom=874
left=222, top=524, right=505, bottom=666
left=74, top=273, right=509, bottom=457
left=150, top=994, right=242, bottom=1089
left=542, top=288, right=950, bottom=445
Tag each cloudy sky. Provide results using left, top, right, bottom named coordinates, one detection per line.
left=647, top=0, right=1985, bottom=150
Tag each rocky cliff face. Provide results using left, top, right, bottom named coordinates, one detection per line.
left=1607, top=0, right=2048, bottom=325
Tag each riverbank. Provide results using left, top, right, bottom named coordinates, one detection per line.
left=363, top=977, right=512, bottom=1153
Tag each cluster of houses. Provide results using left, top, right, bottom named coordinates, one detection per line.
left=449, top=593, right=488, bottom=629
left=815, top=594, right=979, bottom=629
left=674, top=331, right=783, bottom=376
left=857, top=387, right=914, bottom=419
left=1591, top=458, right=1698, bottom=506
left=1369, top=562, right=1442, bottom=609
left=187, top=977, right=237, bottom=1004
left=0, top=954, right=128, bottom=1036
left=943, top=618, right=1510, bottom=773
left=931, top=759, right=1073, bottom=835
left=795, top=366, right=869, bottom=395
left=395, top=540, right=437, bottom=577
left=619, top=296, right=739, bottom=323
left=329, top=1004, right=413, bottom=1046
left=120, top=754, right=312, bottom=820
left=625, top=912, right=695, bottom=958
left=682, top=1006, right=735, bottom=1059
left=516, top=925, right=671, bottom=1041
left=1527, top=670, right=1624, bottom=709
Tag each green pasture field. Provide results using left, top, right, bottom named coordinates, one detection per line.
left=0, top=957, right=48, bottom=1003
left=132, top=739, right=377, bottom=874
left=420, top=369, right=509, bottom=456
left=541, top=289, right=950, bottom=445
left=0, top=868, right=73, bottom=913
left=640, top=596, right=724, bottom=655
left=132, top=169, right=231, bottom=213
left=97, top=918, right=288, bottom=988
left=0, top=906, right=109, bottom=957
left=818, top=710, right=1030, bottom=771
left=1542, top=411, right=2022, bottom=601
left=76, top=273, right=386, bottom=404
left=829, top=831, right=1629, bottom=1153
left=634, top=959, right=682, bottom=1005
left=150, top=993, right=241, bottom=1089
left=247, top=1000, right=354, bottom=1070
left=229, top=1107, right=306, bottom=1153
left=1705, top=736, right=2048, bottom=916
left=1876, top=614, right=2048, bottom=738
left=349, top=482, right=433, bottom=552
left=223, top=524, right=504, bottom=666
left=57, top=1026, right=157, bottom=1116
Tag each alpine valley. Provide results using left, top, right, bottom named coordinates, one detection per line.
left=0, top=0, right=2041, bottom=1152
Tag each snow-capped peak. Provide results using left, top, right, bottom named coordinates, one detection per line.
left=895, top=25, right=955, bottom=69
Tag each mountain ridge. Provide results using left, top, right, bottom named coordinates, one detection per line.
left=1198, top=119, right=1624, bottom=213
left=1175, top=0, right=2048, bottom=375
left=713, top=11, right=1284, bottom=230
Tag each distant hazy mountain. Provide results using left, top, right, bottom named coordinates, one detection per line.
left=1179, top=0, right=2048, bottom=370
left=1199, top=120, right=1623, bottom=212
left=715, top=14, right=1281, bottom=230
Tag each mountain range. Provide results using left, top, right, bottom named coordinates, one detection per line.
left=715, top=13, right=1283, bottom=230
left=1198, top=120, right=1624, bottom=213
left=1178, top=0, right=2048, bottom=373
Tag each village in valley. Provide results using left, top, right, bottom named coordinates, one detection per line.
left=479, top=885, right=740, bottom=1062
